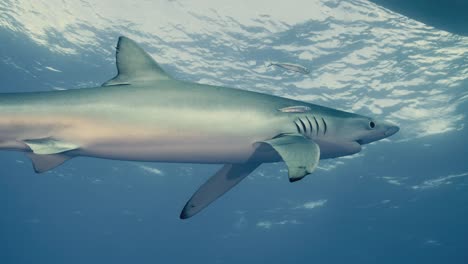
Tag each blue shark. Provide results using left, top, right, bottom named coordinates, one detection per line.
left=0, top=37, right=399, bottom=219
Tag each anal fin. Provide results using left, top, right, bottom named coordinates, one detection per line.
left=27, top=153, right=71, bottom=173
left=180, top=162, right=261, bottom=219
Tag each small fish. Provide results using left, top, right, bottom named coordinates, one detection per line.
left=268, top=62, right=310, bottom=74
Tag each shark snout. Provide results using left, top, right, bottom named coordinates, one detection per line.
left=385, top=125, right=399, bottom=137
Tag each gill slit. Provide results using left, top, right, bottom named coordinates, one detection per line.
left=294, top=122, right=301, bottom=134
left=322, top=117, right=327, bottom=135
left=305, top=116, right=313, bottom=137
left=313, top=116, right=320, bottom=136
left=298, top=118, right=307, bottom=135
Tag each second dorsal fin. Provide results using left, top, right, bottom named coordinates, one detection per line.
left=102, top=36, right=171, bottom=86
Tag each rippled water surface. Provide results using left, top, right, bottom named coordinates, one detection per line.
left=0, top=1, right=467, bottom=263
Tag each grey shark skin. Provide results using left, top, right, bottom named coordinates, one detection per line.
left=0, top=37, right=399, bottom=219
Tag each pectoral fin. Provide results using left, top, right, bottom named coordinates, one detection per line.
left=27, top=153, right=71, bottom=173
left=260, top=134, right=320, bottom=182
left=24, top=138, right=79, bottom=155
left=180, top=162, right=261, bottom=219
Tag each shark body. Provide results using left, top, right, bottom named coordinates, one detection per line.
left=0, top=37, right=399, bottom=218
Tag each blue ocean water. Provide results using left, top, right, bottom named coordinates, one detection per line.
left=0, top=1, right=467, bottom=263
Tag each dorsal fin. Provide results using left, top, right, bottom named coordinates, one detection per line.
left=102, top=36, right=171, bottom=86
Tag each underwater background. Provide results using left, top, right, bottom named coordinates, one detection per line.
left=0, top=0, right=467, bottom=263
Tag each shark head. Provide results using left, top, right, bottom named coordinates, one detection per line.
left=343, top=116, right=399, bottom=145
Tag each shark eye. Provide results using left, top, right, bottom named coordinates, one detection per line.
left=369, top=121, right=376, bottom=129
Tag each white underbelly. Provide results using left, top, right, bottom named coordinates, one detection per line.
left=4, top=106, right=283, bottom=164
left=75, top=135, right=267, bottom=164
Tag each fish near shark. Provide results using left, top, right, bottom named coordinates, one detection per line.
left=0, top=36, right=399, bottom=219
left=268, top=62, right=310, bottom=74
